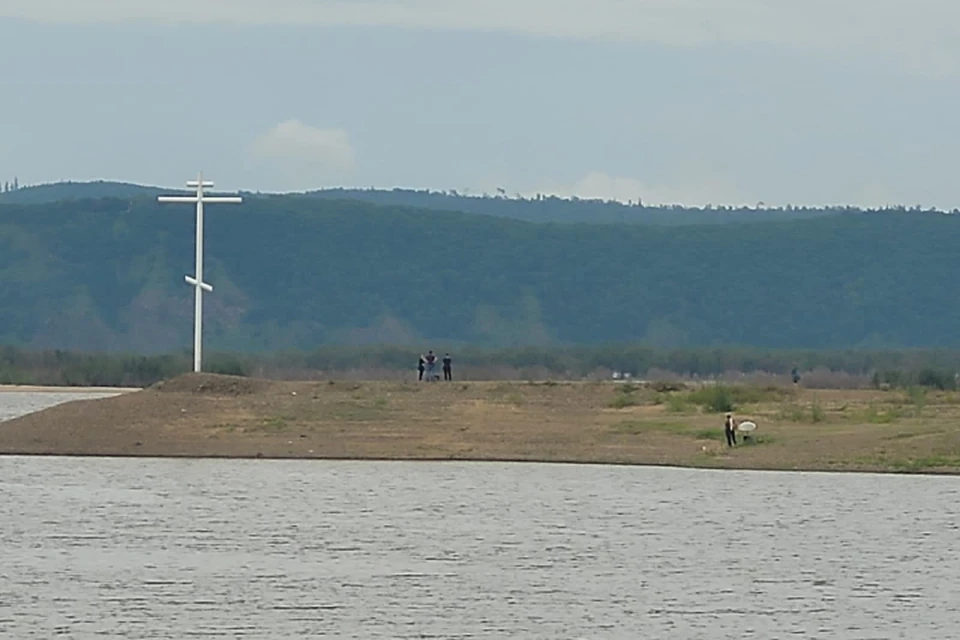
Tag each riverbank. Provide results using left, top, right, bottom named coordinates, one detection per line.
left=1, top=373, right=959, bottom=474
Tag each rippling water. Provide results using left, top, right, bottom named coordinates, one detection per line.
left=2, top=393, right=959, bottom=638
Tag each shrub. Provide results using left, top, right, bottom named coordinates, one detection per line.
left=689, top=385, right=735, bottom=413
left=917, top=368, right=956, bottom=391
left=873, top=370, right=897, bottom=388
left=609, top=393, right=640, bottom=409
left=665, top=394, right=694, bottom=413
left=609, top=382, right=643, bottom=408
left=906, top=386, right=927, bottom=416
left=777, top=400, right=825, bottom=423
left=875, top=368, right=957, bottom=391
left=810, top=398, right=826, bottom=423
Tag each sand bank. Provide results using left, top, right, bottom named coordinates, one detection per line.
left=1, top=373, right=958, bottom=474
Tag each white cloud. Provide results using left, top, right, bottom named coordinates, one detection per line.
left=526, top=171, right=749, bottom=207
left=247, top=120, right=356, bottom=192
left=4, top=0, right=959, bottom=75
left=251, top=120, right=355, bottom=171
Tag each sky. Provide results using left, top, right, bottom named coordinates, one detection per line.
left=1, top=1, right=959, bottom=208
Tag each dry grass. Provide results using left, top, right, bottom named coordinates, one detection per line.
left=1, top=374, right=959, bottom=474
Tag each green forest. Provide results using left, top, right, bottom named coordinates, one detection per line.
left=1, top=182, right=959, bottom=353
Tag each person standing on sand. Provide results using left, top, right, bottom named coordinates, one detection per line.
left=418, top=355, right=425, bottom=381
left=442, top=353, right=453, bottom=381
left=724, top=413, right=737, bottom=447
left=425, top=350, right=437, bottom=381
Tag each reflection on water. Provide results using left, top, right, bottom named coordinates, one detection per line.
left=1, top=394, right=959, bottom=638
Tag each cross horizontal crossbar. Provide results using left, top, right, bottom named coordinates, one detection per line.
left=187, top=180, right=215, bottom=188
left=157, top=196, right=243, bottom=203
left=185, top=275, right=213, bottom=292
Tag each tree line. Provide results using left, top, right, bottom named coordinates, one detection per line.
left=2, top=344, right=960, bottom=389
left=4, top=179, right=955, bottom=225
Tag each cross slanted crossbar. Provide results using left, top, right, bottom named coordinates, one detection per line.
left=158, top=172, right=242, bottom=373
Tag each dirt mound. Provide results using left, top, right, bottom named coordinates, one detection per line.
left=149, top=373, right=272, bottom=396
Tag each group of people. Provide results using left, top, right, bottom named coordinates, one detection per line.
left=418, top=350, right=453, bottom=381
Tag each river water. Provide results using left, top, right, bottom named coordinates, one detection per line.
left=1, top=392, right=959, bottom=638
left=0, top=390, right=124, bottom=421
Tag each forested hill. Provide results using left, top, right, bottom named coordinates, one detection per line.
left=0, top=179, right=893, bottom=225
left=0, top=181, right=174, bottom=203
left=0, top=195, right=958, bottom=353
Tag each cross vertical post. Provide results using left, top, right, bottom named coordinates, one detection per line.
left=158, top=172, right=242, bottom=372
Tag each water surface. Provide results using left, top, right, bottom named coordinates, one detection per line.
left=1, top=394, right=958, bottom=638
left=0, top=389, right=123, bottom=421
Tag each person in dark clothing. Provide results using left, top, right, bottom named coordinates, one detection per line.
left=417, top=355, right=425, bottom=381
left=442, top=353, right=452, bottom=380
left=724, top=413, right=737, bottom=447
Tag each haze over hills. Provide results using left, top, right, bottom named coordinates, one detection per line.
left=0, top=179, right=901, bottom=226
left=0, top=183, right=958, bottom=353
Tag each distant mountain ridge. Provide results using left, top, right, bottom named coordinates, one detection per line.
left=0, top=179, right=912, bottom=226
left=0, top=180, right=177, bottom=203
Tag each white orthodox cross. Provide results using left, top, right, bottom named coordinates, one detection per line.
left=158, top=172, right=242, bottom=372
